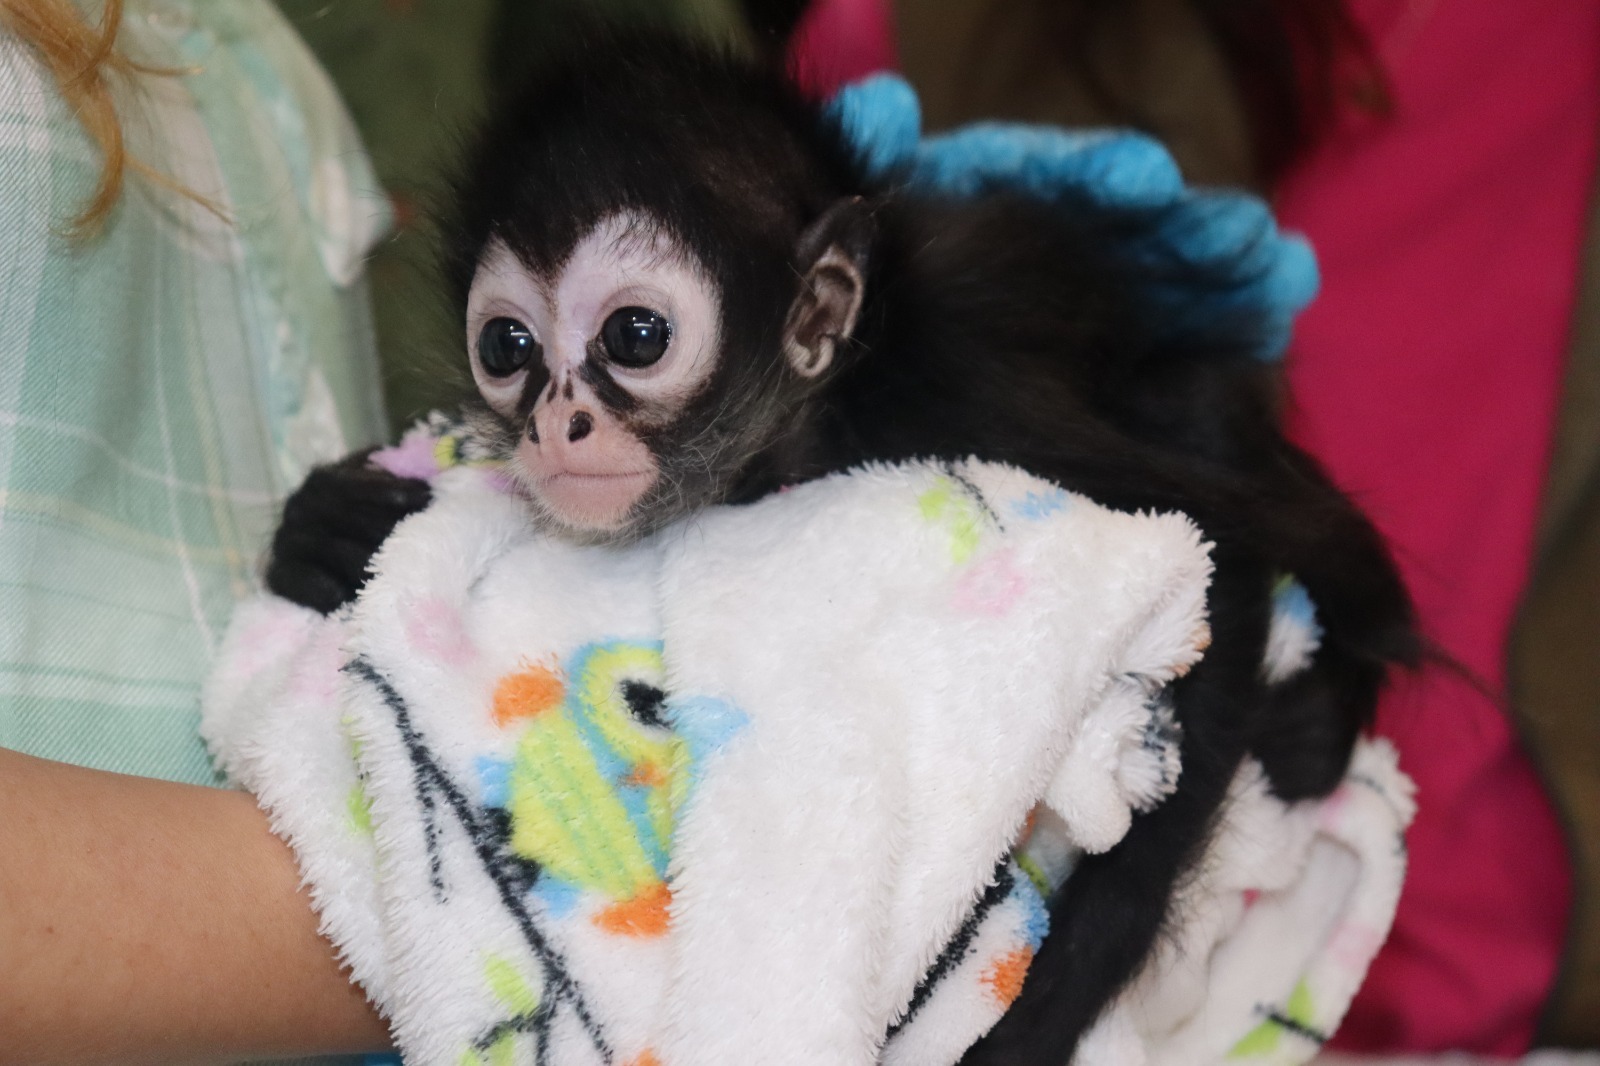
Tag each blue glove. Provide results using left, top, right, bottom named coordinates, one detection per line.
left=827, top=74, right=1318, bottom=361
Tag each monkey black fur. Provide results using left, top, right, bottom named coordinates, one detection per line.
left=266, top=31, right=1416, bottom=1064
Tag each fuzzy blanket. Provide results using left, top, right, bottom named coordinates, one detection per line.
left=203, top=426, right=1413, bottom=1066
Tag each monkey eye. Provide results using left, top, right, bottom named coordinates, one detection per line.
left=600, top=307, right=672, bottom=369
left=477, top=317, right=539, bottom=377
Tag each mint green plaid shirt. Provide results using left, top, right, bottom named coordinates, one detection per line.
left=0, top=0, right=390, bottom=786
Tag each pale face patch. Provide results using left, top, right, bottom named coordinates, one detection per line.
left=465, top=215, right=722, bottom=421
left=464, top=214, right=724, bottom=534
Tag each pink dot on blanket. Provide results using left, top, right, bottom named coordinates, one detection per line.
left=289, top=623, right=349, bottom=706
left=403, top=597, right=477, bottom=667
left=481, top=467, right=519, bottom=495
left=1327, top=920, right=1385, bottom=970
left=370, top=427, right=442, bottom=481
left=1317, top=783, right=1354, bottom=830
left=953, top=548, right=1028, bottom=617
left=227, top=607, right=312, bottom=680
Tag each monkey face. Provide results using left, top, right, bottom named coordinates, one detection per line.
left=466, top=215, right=724, bottom=535
left=465, top=198, right=871, bottom=542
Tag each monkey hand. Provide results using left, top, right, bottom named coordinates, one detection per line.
left=264, top=450, right=432, bottom=615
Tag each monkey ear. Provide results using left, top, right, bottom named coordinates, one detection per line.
left=784, top=197, right=874, bottom=379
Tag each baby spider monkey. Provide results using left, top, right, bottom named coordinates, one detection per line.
left=267, top=30, right=1414, bottom=1064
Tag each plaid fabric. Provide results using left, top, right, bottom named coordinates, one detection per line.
left=0, top=0, right=390, bottom=786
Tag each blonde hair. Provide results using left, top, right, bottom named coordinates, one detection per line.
left=0, top=0, right=213, bottom=236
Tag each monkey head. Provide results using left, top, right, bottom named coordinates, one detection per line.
left=462, top=206, right=869, bottom=539
left=450, top=42, right=875, bottom=541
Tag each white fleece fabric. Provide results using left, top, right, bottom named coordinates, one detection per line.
left=203, top=431, right=1412, bottom=1066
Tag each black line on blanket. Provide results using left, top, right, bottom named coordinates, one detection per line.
left=1260, top=1006, right=1328, bottom=1046
left=535, top=998, right=553, bottom=1066
left=344, top=657, right=614, bottom=1064
left=470, top=996, right=557, bottom=1063
left=941, top=460, right=1005, bottom=533
left=884, top=861, right=1016, bottom=1043
left=418, top=774, right=446, bottom=895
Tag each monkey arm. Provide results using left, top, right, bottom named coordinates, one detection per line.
left=0, top=747, right=391, bottom=1064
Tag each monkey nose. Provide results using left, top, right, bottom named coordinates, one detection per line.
left=568, top=410, right=594, bottom=443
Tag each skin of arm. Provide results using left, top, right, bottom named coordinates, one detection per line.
left=0, top=747, right=391, bottom=1065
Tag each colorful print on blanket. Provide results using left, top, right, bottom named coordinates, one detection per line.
left=365, top=423, right=1079, bottom=1064
left=338, top=640, right=745, bottom=1065
left=203, top=417, right=1412, bottom=1066
left=486, top=642, right=682, bottom=931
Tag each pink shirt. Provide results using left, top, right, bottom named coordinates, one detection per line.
left=787, top=0, right=898, bottom=98
left=1277, top=0, right=1595, bottom=1052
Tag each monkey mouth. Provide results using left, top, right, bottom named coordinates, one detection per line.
left=537, top=469, right=656, bottom=487
left=531, top=468, right=658, bottom=531
left=538, top=466, right=652, bottom=479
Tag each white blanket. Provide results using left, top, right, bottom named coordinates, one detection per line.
left=203, top=433, right=1412, bottom=1066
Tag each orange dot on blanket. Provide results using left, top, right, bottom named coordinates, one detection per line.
left=492, top=664, right=565, bottom=726
left=983, top=947, right=1034, bottom=1008
left=624, top=1053, right=662, bottom=1066
left=593, top=883, right=672, bottom=938
left=624, top=760, right=667, bottom=788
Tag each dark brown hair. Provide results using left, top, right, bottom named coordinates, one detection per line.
left=1179, top=0, right=1389, bottom=180
left=1005, top=0, right=1390, bottom=184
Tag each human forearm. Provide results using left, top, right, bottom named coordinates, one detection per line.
left=0, top=747, right=390, bottom=1065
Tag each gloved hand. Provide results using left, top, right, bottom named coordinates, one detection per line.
left=827, top=74, right=1318, bottom=361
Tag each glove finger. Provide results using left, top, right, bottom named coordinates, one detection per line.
left=827, top=73, right=922, bottom=177
left=912, top=126, right=1184, bottom=209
